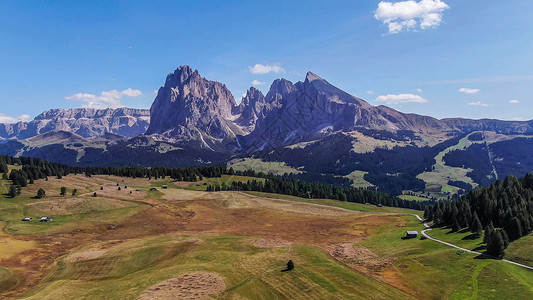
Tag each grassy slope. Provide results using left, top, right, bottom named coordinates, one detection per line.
left=185, top=175, right=265, bottom=191
left=358, top=216, right=533, bottom=299
left=0, top=176, right=149, bottom=235
left=247, top=191, right=533, bottom=298
left=228, top=158, right=302, bottom=176
left=244, top=191, right=423, bottom=216
left=2, top=174, right=532, bottom=299
left=22, top=235, right=411, bottom=300
left=399, top=195, right=431, bottom=201
left=428, top=227, right=533, bottom=267
left=417, top=134, right=477, bottom=197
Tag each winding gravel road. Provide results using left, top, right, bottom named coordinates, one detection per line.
left=413, top=214, right=533, bottom=271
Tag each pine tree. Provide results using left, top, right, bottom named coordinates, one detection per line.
left=487, top=230, right=505, bottom=257
left=452, top=217, right=461, bottom=232
left=483, top=221, right=494, bottom=244
left=508, top=217, right=523, bottom=240
left=287, top=260, right=294, bottom=270
left=9, top=185, right=17, bottom=198
left=501, top=229, right=510, bottom=248
left=37, top=188, right=46, bottom=199
left=60, top=187, right=67, bottom=196
left=470, top=212, right=483, bottom=237
left=72, top=189, right=77, bottom=196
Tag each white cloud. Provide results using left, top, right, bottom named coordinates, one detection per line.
left=467, top=101, right=489, bottom=107
left=153, top=89, right=159, bottom=95
left=375, top=93, right=429, bottom=104
left=366, top=90, right=375, bottom=94
left=121, top=88, right=142, bottom=97
left=512, top=117, right=524, bottom=121
left=415, top=88, right=423, bottom=92
left=0, top=113, right=31, bottom=124
left=375, top=0, right=450, bottom=34
left=248, top=63, right=285, bottom=74
left=252, top=80, right=266, bottom=86
left=66, top=88, right=143, bottom=109
left=509, top=99, right=520, bottom=104
left=459, top=88, right=480, bottom=94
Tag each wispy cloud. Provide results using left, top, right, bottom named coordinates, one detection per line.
left=375, top=93, right=428, bottom=104
left=66, top=88, right=143, bottom=109
left=467, top=101, right=489, bottom=107
left=375, top=0, right=450, bottom=34
left=459, top=88, right=480, bottom=94
left=0, top=113, right=31, bottom=124
left=509, top=99, right=520, bottom=104
left=512, top=117, right=524, bottom=121
left=252, top=80, right=266, bottom=86
left=415, top=88, right=423, bottom=92
left=248, top=63, right=285, bottom=74
left=366, top=90, right=375, bottom=94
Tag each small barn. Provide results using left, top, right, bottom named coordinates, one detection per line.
left=405, top=231, right=418, bottom=238
left=22, top=217, right=32, bottom=222
left=40, top=217, right=53, bottom=222
left=162, top=185, right=168, bottom=189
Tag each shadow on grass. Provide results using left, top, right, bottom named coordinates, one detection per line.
left=462, top=233, right=480, bottom=240
left=473, top=245, right=487, bottom=251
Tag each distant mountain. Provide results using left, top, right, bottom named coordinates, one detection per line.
left=2, top=65, right=533, bottom=197
left=0, top=108, right=150, bottom=140
left=146, top=66, right=244, bottom=151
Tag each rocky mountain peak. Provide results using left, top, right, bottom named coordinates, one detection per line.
left=146, top=66, right=242, bottom=148
left=305, top=71, right=322, bottom=83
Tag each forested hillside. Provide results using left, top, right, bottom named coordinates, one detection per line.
left=425, top=173, right=533, bottom=256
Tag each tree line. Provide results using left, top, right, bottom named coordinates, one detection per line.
left=424, top=173, right=533, bottom=257
left=207, top=176, right=433, bottom=211
left=1, top=154, right=434, bottom=211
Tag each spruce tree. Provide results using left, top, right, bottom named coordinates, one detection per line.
left=508, top=218, right=523, bottom=240
left=37, top=188, right=46, bottom=199
left=470, top=212, right=483, bottom=237
left=487, top=230, right=505, bottom=257
left=8, top=185, right=17, bottom=198
left=60, top=187, right=67, bottom=196
left=287, top=260, right=294, bottom=270
left=483, top=221, right=494, bottom=244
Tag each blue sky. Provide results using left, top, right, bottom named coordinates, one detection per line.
left=1, top=0, right=532, bottom=122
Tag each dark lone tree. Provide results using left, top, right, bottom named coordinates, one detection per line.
left=60, top=187, right=67, bottom=196
left=8, top=185, right=18, bottom=198
left=72, top=189, right=77, bottom=196
left=287, top=260, right=294, bottom=271
left=487, top=230, right=505, bottom=258
left=93, top=192, right=97, bottom=197
left=37, top=188, right=46, bottom=199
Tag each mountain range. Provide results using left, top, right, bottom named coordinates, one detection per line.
left=1, top=65, right=532, bottom=197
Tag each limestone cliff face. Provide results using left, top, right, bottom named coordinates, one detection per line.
left=146, top=66, right=244, bottom=149
left=0, top=108, right=150, bottom=139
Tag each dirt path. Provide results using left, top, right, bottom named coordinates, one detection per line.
left=244, top=192, right=533, bottom=271
left=414, top=215, right=533, bottom=271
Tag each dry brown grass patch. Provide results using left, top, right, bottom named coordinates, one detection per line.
left=137, top=272, right=226, bottom=300
left=253, top=239, right=292, bottom=248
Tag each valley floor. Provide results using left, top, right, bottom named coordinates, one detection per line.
left=0, top=175, right=531, bottom=299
